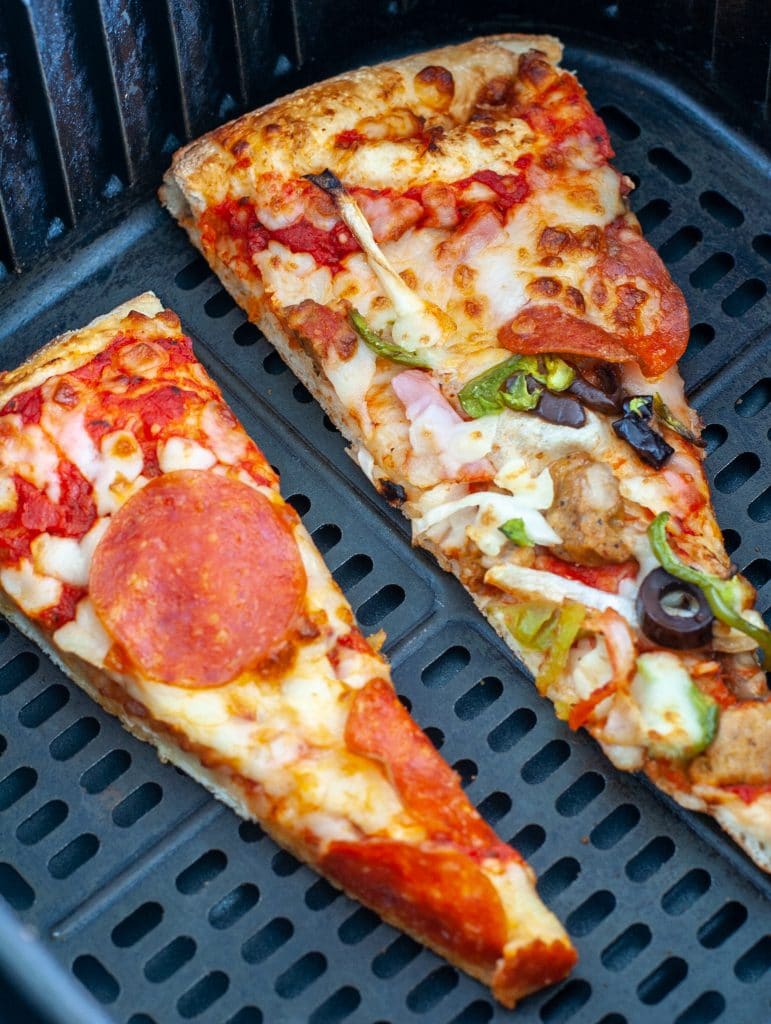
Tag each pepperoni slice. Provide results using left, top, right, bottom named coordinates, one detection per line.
left=346, top=678, right=518, bottom=855
left=320, top=839, right=508, bottom=970
left=90, top=470, right=306, bottom=687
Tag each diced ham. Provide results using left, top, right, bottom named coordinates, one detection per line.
left=437, top=203, right=503, bottom=266
left=419, top=184, right=460, bottom=229
left=352, top=190, right=423, bottom=243
left=283, top=300, right=357, bottom=362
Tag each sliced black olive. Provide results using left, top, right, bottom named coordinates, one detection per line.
left=567, top=376, right=622, bottom=415
left=376, top=478, right=407, bottom=505
left=636, top=567, right=714, bottom=649
left=622, top=394, right=653, bottom=420
left=612, top=414, right=674, bottom=468
left=535, top=388, right=587, bottom=428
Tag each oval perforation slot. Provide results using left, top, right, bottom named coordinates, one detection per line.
left=311, top=523, right=342, bottom=554
left=661, top=868, right=711, bottom=915
left=227, top=1009, right=263, bottom=1024
left=658, top=226, right=701, bottom=264
left=112, top=781, right=163, bottom=827
left=752, top=234, right=771, bottom=261
left=0, top=651, right=39, bottom=695
left=421, top=645, right=471, bottom=688
left=648, top=147, right=691, bottom=183
left=734, top=935, right=771, bottom=982
left=722, top=279, right=766, bottom=317
left=233, top=322, right=261, bottom=347
left=242, top=916, right=294, bottom=964
left=487, top=707, right=536, bottom=752
left=272, top=849, right=301, bottom=876
left=292, top=381, right=314, bottom=404
left=690, top=252, right=734, bottom=289
left=702, top=423, right=727, bottom=456
left=18, top=683, right=69, bottom=727
left=637, top=956, right=688, bottom=1004
left=275, top=951, right=327, bottom=998
left=686, top=322, right=715, bottom=358
left=177, top=969, right=229, bottom=1018
left=735, top=378, right=771, bottom=417
left=424, top=725, right=444, bottom=750
left=309, top=985, right=361, bottom=1024
left=357, top=583, right=405, bottom=626
left=204, top=289, right=236, bottom=318
left=305, top=877, right=339, bottom=911
left=0, top=765, right=37, bottom=810
left=453, top=758, right=477, bottom=788
left=238, top=821, right=264, bottom=843
left=601, top=922, right=652, bottom=971
left=127, top=1015, right=157, bottom=1024
left=176, top=849, right=227, bottom=894
left=748, top=485, right=771, bottom=523
left=263, top=350, right=287, bottom=375
left=447, top=999, right=493, bottom=1024
left=50, top=717, right=100, bottom=760
left=597, top=104, right=640, bottom=140
left=714, top=451, right=761, bottom=494
left=566, top=889, right=615, bottom=937
left=16, top=798, right=68, bottom=845
left=590, top=804, right=640, bottom=849
left=333, top=553, right=373, bottom=592
left=674, top=991, right=726, bottom=1024
left=175, top=256, right=211, bottom=290
left=636, top=198, right=671, bottom=233
left=625, top=835, right=675, bottom=882
left=698, top=900, right=748, bottom=948
left=208, top=882, right=260, bottom=929
left=510, top=823, right=546, bottom=858
left=144, top=935, right=196, bottom=983
left=454, top=676, right=503, bottom=720
left=699, top=190, right=744, bottom=227
left=371, top=934, right=421, bottom=978
left=80, top=749, right=131, bottom=794
left=521, top=739, right=570, bottom=784
left=476, top=789, right=511, bottom=825
left=72, top=954, right=119, bottom=1005
left=406, top=965, right=459, bottom=1013
left=0, top=861, right=34, bottom=910
left=722, top=528, right=742, bottom=553
left=338, top=906, right=380, bottom=945
left=111, top=901, right=164, bottom=948
left=48, top=833, right=99, bottom=879
left=539, top=978, right=591, bottom=1022
left=743, top=558, right=771, bottom=590
left=287, top=492, right=311, bottom=517
left=555, top=771, right=605, bottom=817
left=537, top=856, right=580, bottom=903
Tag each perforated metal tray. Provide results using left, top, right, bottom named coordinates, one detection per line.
left=0, top=40, right=769, bottom=1024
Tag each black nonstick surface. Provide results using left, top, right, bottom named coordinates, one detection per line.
left=0, top=37, right=769, bottom=1024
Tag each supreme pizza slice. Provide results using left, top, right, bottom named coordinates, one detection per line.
left=0, top=293, right=575, bottom=1007
left=161, top=34, right=771, bottom=873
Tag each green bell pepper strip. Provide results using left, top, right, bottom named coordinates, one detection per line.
left=348, top=309, right=432, bottom=369
left=649, top=512, right=771, bottom=668
left=499, top=517, right=534, bottom=546
left=653, top=393, right=704, bottom=446
left=502, top=373, right=541, bottom=412
left=458, top=354, right=575, bottom=419
left=502, top=600, right=586, bottom=693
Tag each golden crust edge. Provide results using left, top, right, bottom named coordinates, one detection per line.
left=159, top=32, right=563, bottom=200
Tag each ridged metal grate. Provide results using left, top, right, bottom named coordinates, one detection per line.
left=0, top=22, right=770, bottom=1024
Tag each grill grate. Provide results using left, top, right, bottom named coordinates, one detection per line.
left=1, top=22, right=771, bottom=1024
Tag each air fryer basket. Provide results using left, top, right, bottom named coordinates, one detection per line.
left=0, top=4, right=769, bottom=1024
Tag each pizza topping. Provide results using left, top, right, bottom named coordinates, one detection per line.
left=533, top=387, right=586, bottom=428
left=321, top=839, right=509, bottom=968
left=690, top=703, right=771, bottom=786
left=612, top=396, right=674, bottom=469
left=90, top=470, right=307, bottom=687
left=414, top=65, right=455, bottom=110
left=500, top=600, right=586, bottom=693
left=636, top=568, right=714, bottom=650
left=415, top=490, right=560, bottom=554
left=535, top=554, right=638, bottom=595
left=285, top=300, right=358, bottom=363
left=458, top=354, right=575, bottom=419
left=652, top=392, right=705, bottom=447
left=487, top=562, right=637, bottom=622
left=499, top=518, right=534, bottom=547
left=565, top=369, right=622, bottom=415
left=631, top=651, right=719, bottom=761
left=349, top=309, right=432, bottom=368
left=0, top=557, right=62, bottom=615
left=649, top=512, right=771, bottom=668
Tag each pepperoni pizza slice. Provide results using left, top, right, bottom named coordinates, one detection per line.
left=161, top=34, right=771, bottom=873
left=0, top=293, right=575, bottom=1007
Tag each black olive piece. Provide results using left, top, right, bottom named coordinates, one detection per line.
left=567, top=376, right=622, bottom=415
left=622, top=394, right=653, bottom=420
left=636, top=568, right=714, bottom=649
left=535, top=389, right=587, bottom=428
left=612, top=414, right=674, bottom=468
left=377, top=478, right=407, bottom=505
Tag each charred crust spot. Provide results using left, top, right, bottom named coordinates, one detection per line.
left=528, top=276, right=562, bottom=298
left=464, top=298, right=485, bottom=318
left=53, top=381, right=78, bottom=406
left=578, top=225, right=602, bottom=252
left=424, top=124, right=446, bottom=152
left=538, top=226, right=570, bottom=255
left=539, top=150, right=565, bottom=172
left=518, top=49, right=557, bottom=87
left=454, top=264, right=475, bottom=289
left=414, top=65, right=455, bottom=110
left=231, top=139, right=250, bottom=157
left=564, top=286, right=586, bottom=312
left=591, top=281, right=609, bottom=307
left=376, top=478, right=407, bottom=505
left=476, top=75, right=515, bottom=107
left=400, top=268, right=418, bottom=290
left=539, top=255, right=564, bottom=268
left=263, top=122, right=281, bottom=136
left=613, top=283, right=648, bottom=327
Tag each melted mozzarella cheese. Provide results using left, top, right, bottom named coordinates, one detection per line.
left=0, top=476, right=17, bottom=512
left=0, top=417, right=61, bottom=501
left=254, top=241, right=334, bottom=307
left=54, top=597, right=112, bottom=666
left=158, top=436, right=217, bottom=473
left=292, top=751, right=403, bottom=836
left=326, top=340, right=376, bottom=426
left=415, top=490, right=559, bottom=555
left=31, top=518, right=109, bottom=587
left=200, top=402, right=248, bottom=465
left=0, top=558, right=62, bottom=615
left=486, top=562, right=638, bottom=624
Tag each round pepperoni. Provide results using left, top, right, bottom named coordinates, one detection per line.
left=90, top=470, right=306, bottom=687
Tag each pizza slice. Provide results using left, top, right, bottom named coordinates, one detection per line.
left=0, top=293, right=576, bottom=1006
left=161, top=34, right=771, bottom=873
